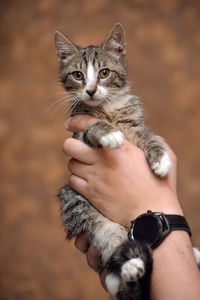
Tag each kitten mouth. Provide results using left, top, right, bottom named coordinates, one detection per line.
left=84, top=98, right=103, bottom=106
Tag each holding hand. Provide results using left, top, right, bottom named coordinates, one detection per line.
left=64, top=115, right=182, bottom=229
left=62, top=115, right=200, bottom=300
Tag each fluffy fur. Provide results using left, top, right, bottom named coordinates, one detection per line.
left=55, top=24, right=200, bottom=299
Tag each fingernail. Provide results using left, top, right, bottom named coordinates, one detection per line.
left=65, top=117, right=72, bottom=129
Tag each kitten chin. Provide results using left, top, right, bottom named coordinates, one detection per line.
left=83, top=98, right=104, bottom=107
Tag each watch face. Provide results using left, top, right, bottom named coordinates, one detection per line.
left=133, top=215, right=162, bottom=246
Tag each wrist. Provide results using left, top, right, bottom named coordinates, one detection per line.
left=128, top=210, right=191, bottom=249
left=126, top=193, right=183, bottom=229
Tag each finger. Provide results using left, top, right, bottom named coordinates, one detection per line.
left=99, top=269, right=107, bottom=291
left=75, top=232, right=90, bottom=253
left=69, top=174, right=88, bottom=198
left=86, top=245, right=100, bottom=272
left=68, top=158, right=90, bottom=179
left=65, top=115, right=98, bottom=132
left=63, top=138, right=97, bottom=164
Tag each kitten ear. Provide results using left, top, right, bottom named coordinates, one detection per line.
left=54, top=31, right=78, bottom=61
left=102, top=23, right=126, bottom=55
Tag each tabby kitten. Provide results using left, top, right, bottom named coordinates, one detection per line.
left=54, top=24, right=194, bottom=300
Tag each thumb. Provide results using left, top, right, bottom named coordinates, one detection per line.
left=65, top=115, right=98, bottom=132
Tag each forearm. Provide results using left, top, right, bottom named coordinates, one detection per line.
left=151, top=230, right=200, bottom=300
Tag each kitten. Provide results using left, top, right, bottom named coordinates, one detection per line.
left=54, top=24, right=199, bottom=300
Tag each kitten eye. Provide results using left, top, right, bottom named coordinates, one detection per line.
left=99, top=68, right=110, bottom=79
left=73, top=71, right=84, bottom=81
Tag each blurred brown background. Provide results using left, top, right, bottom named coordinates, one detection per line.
left=0, top=0, right=200, bottom=299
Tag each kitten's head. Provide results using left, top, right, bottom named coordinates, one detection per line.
left=54, top=24, right=129, bottom=107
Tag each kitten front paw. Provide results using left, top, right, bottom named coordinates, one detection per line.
left=151, top=151, right=172, bottom=177
left=121, top=258, right=145, bottom=284
left=99, top=131, right=124, bottom=149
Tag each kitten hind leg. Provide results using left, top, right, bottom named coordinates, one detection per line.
left=58, top=184, right=128, bottom=266
left=106, top=240, right=152, bottom=300
left=106, top=258, right=145, bottom=298
left=58, top=185, right=153, bottom=299
left=58, top=184, right=92, bottom=239
left=121, top=258, right=145, bottom=284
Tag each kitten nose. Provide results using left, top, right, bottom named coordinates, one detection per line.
left=86, top=89, right=96, bottom=98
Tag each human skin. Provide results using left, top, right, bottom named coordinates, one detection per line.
left=64, top=116, right=182, bottom=228
left=63, top=115, right=200, bottom=299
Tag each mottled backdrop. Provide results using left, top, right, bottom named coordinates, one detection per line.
left=0, top=0, right=200, bottom=299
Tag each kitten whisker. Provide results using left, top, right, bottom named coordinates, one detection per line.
left=46, top=96, right=69, bottom=113
left=46, top=97, right=70, bottom=117
left=47, top=91, right=68, bottom=99
left=48, top=101, right=68, bottom=118
left=49, top=94, right=78, bottom=113
left=69, top=98, right=81, bottom=117
left=51, top=99, right=76, bottom=121
left=47, top=95, right=80, bottom=119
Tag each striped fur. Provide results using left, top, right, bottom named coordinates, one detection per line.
left=55, top=24, right=199, bottom=300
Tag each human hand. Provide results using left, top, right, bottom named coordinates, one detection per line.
left=63, top=115, right=182, bottom=229
left=63, top=115, right=200, bottom=300
left=74, top=231, right=107, bottom=291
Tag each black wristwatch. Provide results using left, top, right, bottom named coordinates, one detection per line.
left=128, top=210, right=192, bottom=249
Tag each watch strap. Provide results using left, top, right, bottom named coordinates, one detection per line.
left=165, top=214, right=192, bottom=237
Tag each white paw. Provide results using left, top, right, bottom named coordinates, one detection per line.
left=105, top=273, right=120, bottom=296
left=121, top=258, right=145, bottom=284
left=151, top=152, right=172, bottom=177
left=193, top=247, right=200, bottom=266
left=100, top=131, right=124, bottom=149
